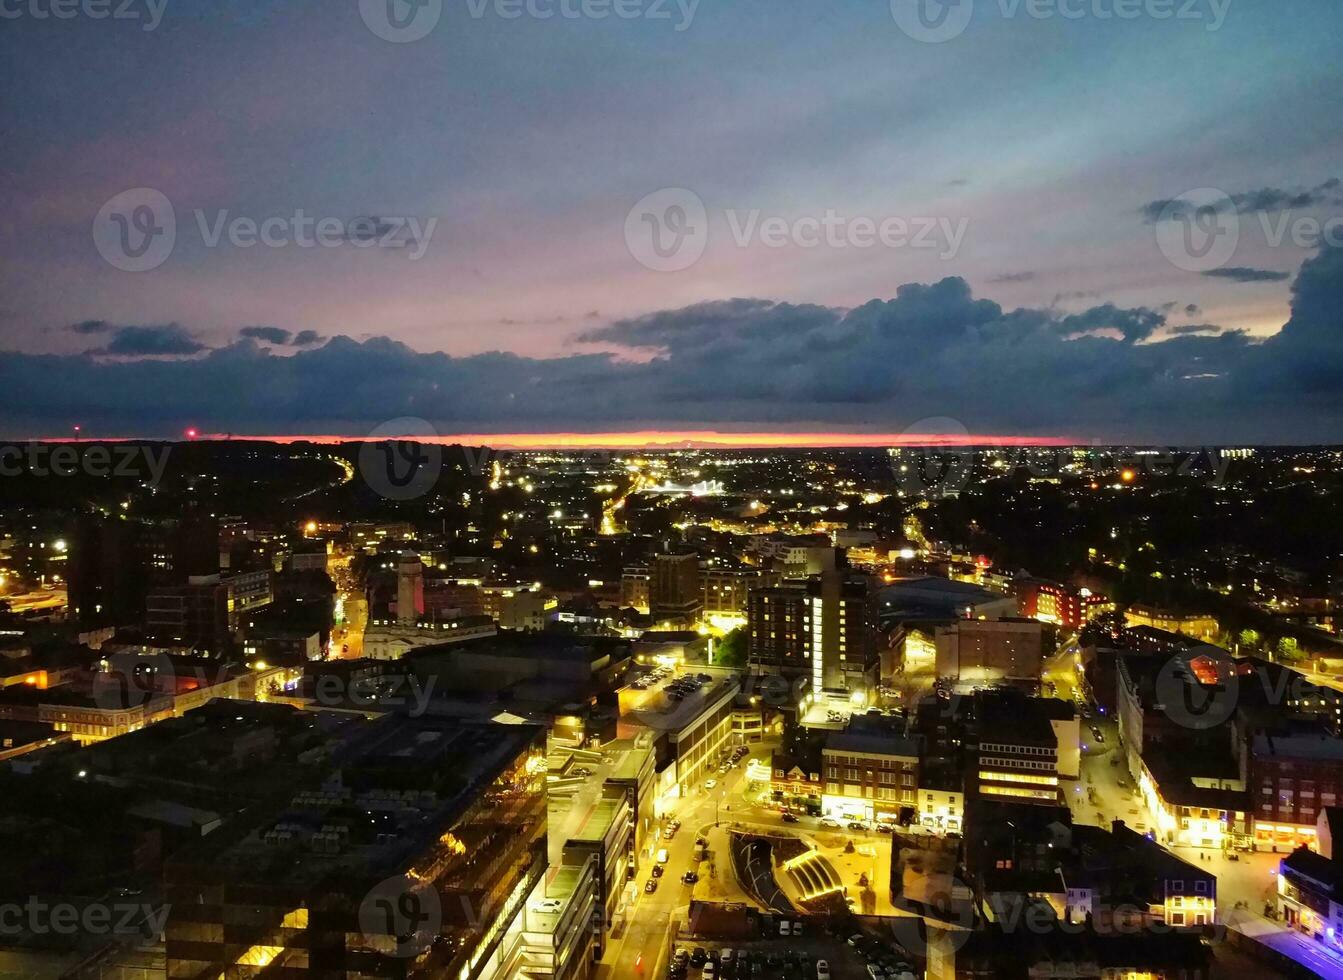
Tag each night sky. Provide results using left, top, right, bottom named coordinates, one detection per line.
left=1, top=0, right=1341, bottom=442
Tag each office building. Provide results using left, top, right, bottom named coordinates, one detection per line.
left=649, top=553, right=702, bottom=627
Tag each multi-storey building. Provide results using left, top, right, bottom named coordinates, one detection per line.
left=1250, top=722, right=1343, bottom=852
left=1016, top=579, right=1113, bottom=630
left=972, top=694, right=1062, bottom=806
left=747, top=554, right=880, bottom=696
left=145, top=575, right=231, bottom=652
left=163, top=714, right=548, bottom=979
left=650, top=553, right=702, bottom=626
left=820, top=727, right=920, bottom=824
left=933, top=618, right=1045, bottom=688
left=1277, top=845, right=1343, bottom=952
left=619, top=565, right=650, bottom=613
left=1124, top=605, right=1219, bottom=643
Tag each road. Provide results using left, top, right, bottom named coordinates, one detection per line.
left=600, top=742, right=773, bottom=979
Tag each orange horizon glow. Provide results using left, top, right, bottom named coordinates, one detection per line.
left=184, top=429, right=1074, bottom=450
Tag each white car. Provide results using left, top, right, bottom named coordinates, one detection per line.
left=704, top=779, right=718, bottom=790
left=779, top=920, right=791, bottom=937
left=816, top=962, right=831, bottom=980
left=819, top=816, right=841, bottom=828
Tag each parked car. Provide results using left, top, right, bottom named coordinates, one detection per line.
left=682, top=871, right=699, bottom=884
left=779, top=920, right=791, bottom=937
left=645, top=878, right=658, bottom=893
left=656, top=848, right=669, bottom=863
left=791, top=920, right=803, bottom=937
left=816, top=961, right=831, bottom=980
left=652, top=864, right=664, bottom=877
left=691, top=948, right=708, bottom=967
left=820, top=816, right=841, bottom=828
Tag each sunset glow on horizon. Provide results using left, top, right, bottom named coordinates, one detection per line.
left=184, top=430, right=1077, bottom=450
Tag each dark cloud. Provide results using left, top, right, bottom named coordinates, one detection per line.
left=5, top=246, right=1343, bottom=443
left=240, top=325, right=293, bottom=345
left=292, top=330, right=324, bottom=346
left=988, top=271, right=1035, bottom=284
left=1141, top=178, right=1342, bottom=223
left=1185, top=304, right=1202, bottom=317
left=85, top=323, right=208, bottom=358
left=1201, top=267, right=1290, bottom=283
left=69, top=320, right=114, bottom=335
left=1056, top=304, right=1165, bottom=343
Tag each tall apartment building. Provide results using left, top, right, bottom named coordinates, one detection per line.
left=650, top=552, right=702, bottom=626
left=746, top=553, right=879, bottom=694
left=619, top=564, right=650, bottom=613
left=146, top=575, right=231, bottom=652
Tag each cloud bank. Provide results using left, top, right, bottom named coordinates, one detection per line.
left=4, top=246, right=1341, bottom=444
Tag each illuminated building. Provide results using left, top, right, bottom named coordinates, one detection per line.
left=1251, top=722, right=1343, bottom=852
left=747, top=552, right=880, bottom=695
left=700, top=563, right=774, bottom=619
left=1016, top=579, right=1113, bottom=630
left=1062, top=822, right=1217, bottom=929
left=639, top=675, right=741, bottom=801
left=562, top=793, right=633, bottom=957
left=619, top=564, right=650, bottom=613
left=917, top=762, right=964, bottom=833
left=820, top=725, right=919, bottom=823
left=163, top=714, right=548, bottom=979
left=1277, top=845, right=1343, bottom=952
left=769, top=751, right=823, bottom=813
left=972, top=694, right=1062, bottom=806
left=1123, top=605, right=1219, bottom=643
left=933, top=618, right=1045, bottom=688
